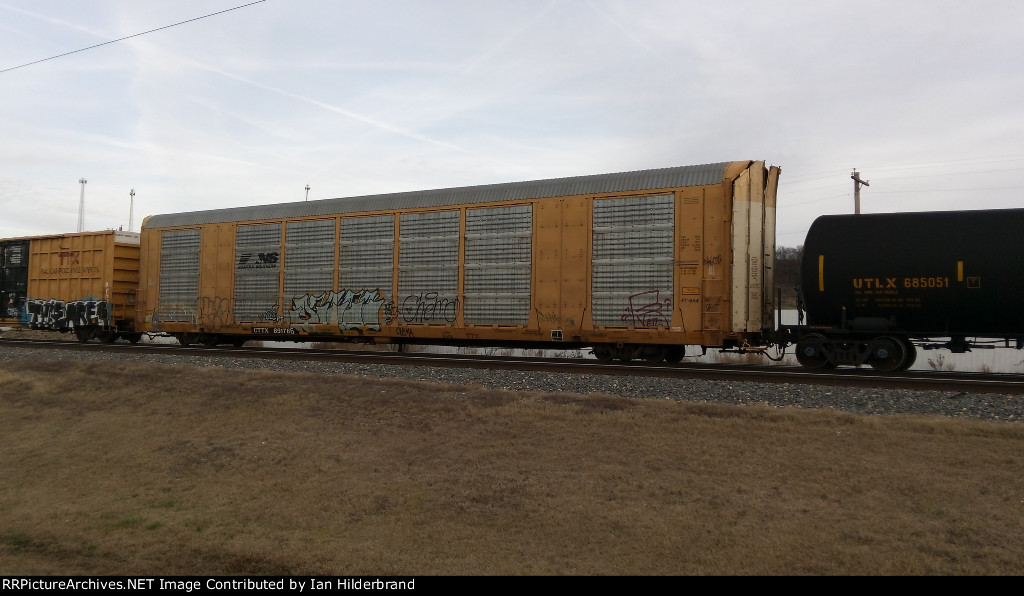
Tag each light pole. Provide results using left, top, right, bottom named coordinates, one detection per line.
left=78, top=178, right=87, bottom=232
left=305, top=184, right=310, bottom=201
left=129, top=188, right=135, bottom=232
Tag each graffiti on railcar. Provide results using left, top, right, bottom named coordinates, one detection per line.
left=258, top=303, right=282, bottom=322
left=287, top=288, right=387, bottom=332
left=536, top=309, right=576, bottom=327
left=382, top=299, right=397, bottom=325
left=196, top=296, right=232, bottom=329
left=288, top=291, right=335, bottom=330
left=338, top=289, right=386, bottom=330
left=400, top=291, right=459, bottom=324
left=621, top=290, right=672, bottom=329
left=152, top=303, right=197, bottom=325
left=25, top=297, right=110, bottom=331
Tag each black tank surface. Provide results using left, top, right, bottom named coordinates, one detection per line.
left=800, top=208, right=1024, bottom=338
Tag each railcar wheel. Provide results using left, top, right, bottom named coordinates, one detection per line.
left=898, top=338, right=917, bottom=371
left=100, top=331, right=119, bottom=343
left=591, top=345, right=614, bottom=362
left=76, top=326, right=99, bottom=342
left=868, top=336, right=907, bottom=372
left=795, top=333, right=831, bottom=369
left=642, top=346, right=667, bottom=364
left=199, top=334, right=220, bottom=347
left=176, top=333, right=194, bottom=347
left=664, top=346, right=685, bottom=364
left=125, top=333, right=143, bottom=344
left=230, top=338, right=247, bottom=347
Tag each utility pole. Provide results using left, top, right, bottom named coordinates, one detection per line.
left=851, top=169, right=869, bottom=214
left=305, top=184, right=310, bottom=201
left=129, top=188, right=135, bottom=232
left=78, top=178, right=87, bottom=232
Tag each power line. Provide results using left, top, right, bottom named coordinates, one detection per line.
left=869, top=186, right=1024, bottom=194
left=780, top=155, right=1024, bottom=185
left=1, top=1, right=267, bottom=74
left=859, top=155, right=1024, bottom=173
left=783, top=164, right=1024, bottom=197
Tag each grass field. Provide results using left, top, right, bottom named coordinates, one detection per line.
left=1, top=356, right=1023, bottom=575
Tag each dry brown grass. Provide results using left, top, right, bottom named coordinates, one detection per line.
left=1, top=357, right=1023, bottom=576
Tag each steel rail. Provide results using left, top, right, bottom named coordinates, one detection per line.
left=2, top=337, right=1023, bottom=395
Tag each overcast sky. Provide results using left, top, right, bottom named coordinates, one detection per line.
left=2, top=0, right=1022, bottom=245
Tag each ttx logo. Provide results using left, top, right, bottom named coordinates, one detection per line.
left=58, top=251, right=80, bottom=266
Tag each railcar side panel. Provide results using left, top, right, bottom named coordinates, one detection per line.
left=397, top=210, right=460, bottom=327
left=732, top=163, right=766, bottom=333
left=464, top=205, right=532, bottom=325
left=284, top=218, right=335, bottom=330
left=234, top=222, right=282, bottom=322
left=762, top=166, right=780, bottom=328
left=198, top=224, right=236, bottom=333
left=592, top=194, right=674, bottom=329
left=698, top=176, right=728, bottom=346
left=154, top=228, right=200, bottom=324
left=675, top=185, right=705, bottom=343
left=533, top=199, right=564, bottom=338
left=338, top=215, right=394, bottom=330
left=558, top=197, right=589, bottom=339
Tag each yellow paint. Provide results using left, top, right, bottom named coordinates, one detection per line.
left=957, top=260, right=964, bottom=282
left=818, top=254, right=825, bottom=291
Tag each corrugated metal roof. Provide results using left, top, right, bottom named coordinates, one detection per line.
left=0, top=229, right=140, bottom=244
left=143, top=161, right=738, bottom=229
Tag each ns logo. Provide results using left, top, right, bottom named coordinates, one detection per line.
left=237, top=252, right=280, bottom=269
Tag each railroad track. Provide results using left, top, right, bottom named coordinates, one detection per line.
left=3, top=336, right=1023, bottom=395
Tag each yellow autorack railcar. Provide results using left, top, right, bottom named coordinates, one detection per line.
left=136, top=160, right=780, bottom=362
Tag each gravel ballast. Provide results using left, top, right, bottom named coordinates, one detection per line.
left=1, top=340, right=1021, bottom=424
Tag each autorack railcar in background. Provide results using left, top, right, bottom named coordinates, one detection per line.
left=795, top=209, right=1024, bottom=371
left=135, top=160, right=781, bottom=362
left=0, top=230, right=141, bottom=342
